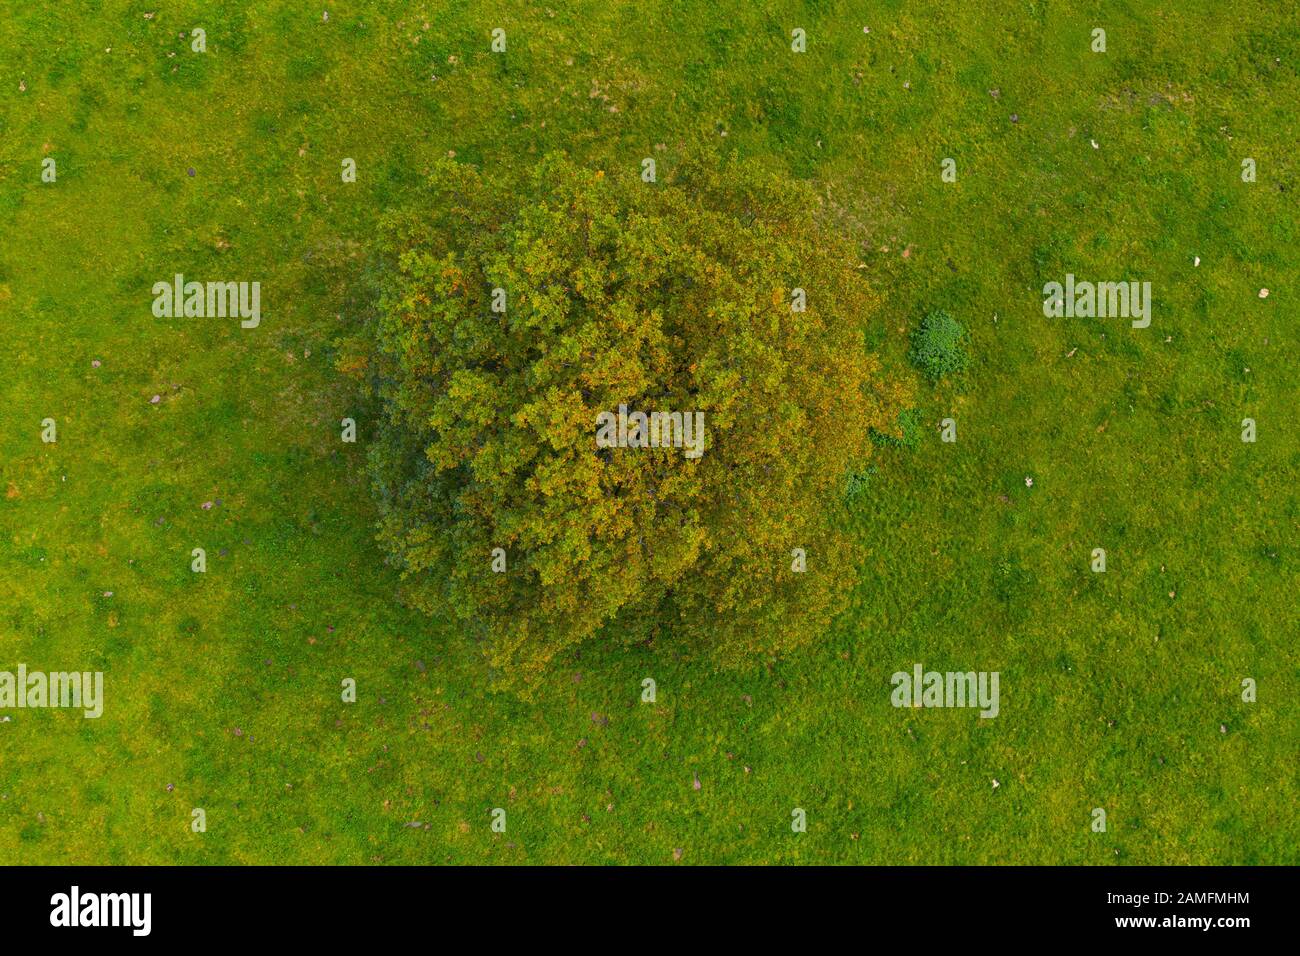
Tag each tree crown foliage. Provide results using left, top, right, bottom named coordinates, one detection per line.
left=344, top=151, right=909, bottom=691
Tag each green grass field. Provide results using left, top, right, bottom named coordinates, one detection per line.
left=1, top=1, right=1295, bottom=864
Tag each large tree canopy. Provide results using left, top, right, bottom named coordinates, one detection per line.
left=344, top=151, right=909, bottom=691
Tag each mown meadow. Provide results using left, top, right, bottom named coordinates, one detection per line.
left=0, top=1, right=1295, bottom=863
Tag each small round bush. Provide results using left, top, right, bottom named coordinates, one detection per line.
left=908, top=310, right=970, bottom=381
